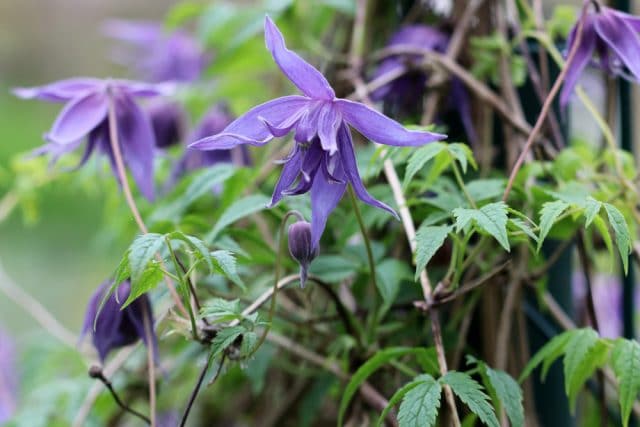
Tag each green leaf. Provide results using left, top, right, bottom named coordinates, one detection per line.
left=397, top=375, right=442, bottom=427
left=210, top=250, right=245, bottom=290
left=453, top=202, right=510, bottom=251
left=414, top=224, right=452, bottom=280
left=441, top=371, right=499, bottom=427
left=537, top=200, right=569, bottom=251
left=520, top=330, right=572, bottom=382
left=612, top=339, right=640, bottom=427
left=566, top=339, right=609, bottom=411
left=207, top=194, right=271, bottom=242
left=201, top=298, right=242, bottom=322
left=448, top=143, right=477, bottom=173
left=211, top=325, right=246, bottom=358
left=122, top=264, right=163, bottom=308
left=592, top=215, right=615, bottom=264
left=603, top=203, right=631, bottom=274
left=583, top=197, right=601, bottom=228
left=375, top=375, right=434, bottom=427
left=309, top=255, right=358, bottom=283
left=375, top=259, right=411, bottom=307
left=508, top=218, right=538, bottom=242
left=485, top=368, right=524, bottom=427
left=563, top=328, right=602, bottom=411
left=404, top=143, right=447, bottom=187
left=168, top=231, right=214, bottom=273
left=466, top=179, right=505, bottom=202
left=338, top=347, right=432, bottom=426
left=128, top=233, right=164, bottom=284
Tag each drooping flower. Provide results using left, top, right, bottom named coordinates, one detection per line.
left=370, top=25, right=476, bottom=144
left=561, top=2, right=640, bottom=107
left=191, top=17, right=446, bottom=247
left=0, top=327, right=18, bottom=423
left=81, top=280, right=157, bottom=362
left=103, top=20, right=209, bottom=83
left=13, top=78, right=164, bottom=200
left=288, top=220, right=318, bottom=288
left=147, top=99, right=185, bottom=148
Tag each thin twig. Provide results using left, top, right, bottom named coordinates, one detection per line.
left=179, top=353, right=221, bottom=427
left=502, top=4, right=588, bottom=201
left=88, top=366, right=151, bottom=425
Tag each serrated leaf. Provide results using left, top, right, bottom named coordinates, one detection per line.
left=466, top=179, right=505, bottom=202
left=520, top=330, right=572, bottom=382
left=211, top=325, right=246, bottom=358
left=169, top=231, right=214, bottom=273
left=566, top=340, right=608, bottom=411
left=128, top=233, right=164, bottom=284
left=592, top=215, right=615, bottom=265
left=404, top=143, right=447, bottom=187
left=453, top=202, right=510, bottom=251
left=414, top=224, right=452, bottom=280
left=376, top=375, right=435, bottom=427
left=211, top=250, right=245, bottom=290
left=123, top=264, right=163, bottom=308
left=112, top=250, right=131, bottom=285
left=441, top=371, right=499, bottom=427
left=207, top=194, right=271, bottom=242
left=611, top=339, right=640, bottom=427
left=563, top=328, right=601, bottom=411
left=603, top=203, right=631, bottom=274
left=583, top=197, right=601, bottom=228
left=338, top=347, right=433, bottom=426
left=448, top=143, right=477, bottom=173
left=537, top=200, right=569, bottom=251
left=397, top=375, right=442, bottom=427
left=485, top=368, right=524, bottom=427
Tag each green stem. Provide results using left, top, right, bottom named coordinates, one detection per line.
left=347, top=185, right=378, bottom=290
left=165, top=237, right=199, bottom=341
left=451, top=163, right=476, bottom=208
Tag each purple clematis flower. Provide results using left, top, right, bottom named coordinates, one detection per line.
left=103, top=20, right=209, bottom=83
left=81, top=280, right=157, bottom=362
left=370, top=25, right=476, bottom=144
left=0, top=327, right=18, bottom=423
left=13, top=78, right=163, bottom=200
left=191, top=17, right=446, bottom=247
left=147, top=99, right=185, bottom=149
left=561, top=1, right=640, bottom=107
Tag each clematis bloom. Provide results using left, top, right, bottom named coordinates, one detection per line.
left=561, top=2, right=640, bottom=107
left=191, top=16, right=446, bottom=247
left=81, top=280, right=157, bottom=362
left=13, top=78, right=163, bottom=200
left=103, top=20, right=209, bottom=83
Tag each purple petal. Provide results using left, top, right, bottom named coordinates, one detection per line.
left=115, top=95, right=156, bottom=201
left=114, top=79, right=173, bottom=97
left=47, top=91, right=108, bottom=144
left=269, top=147, right=303, bottom=207
left=12, top=78, right=102, bottom=102
left=190, top=96, right=309, bottom=150
left=595, top=10, right=640, bottom=80
left=317, top=103, right=341, bottom=154
left=310, top=157, right=346, bottom=249
left=611, top=8, right=640, bottom=32
left=261, top=107, right=306, bottom=137
left=336, top=99, right=446, bottom=146
left=560, top=17, right=597, bottom=108
left=338, top=124, right=398, bottom=218
left=102, top=19, right=162, bottom=44
left=264, top=16, right=335, bottom=101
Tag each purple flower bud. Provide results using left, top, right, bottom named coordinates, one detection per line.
left=147, top=100, right=185, bottom=148
left=288, top=221, right=318, bottom=288
left=81, top=280, right=157, bottom=362
left=0, top=328, right=18, bottom=422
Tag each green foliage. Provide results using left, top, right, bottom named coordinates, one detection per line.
left=562, top=329, right=606, bottom=410
left=404, top=142, right=476, bottom=188
left=207, top=194, right=271, bottom=242
left=470, top=33, right=526, bottom=87
left=414, top=224, right=452, bottom=280
left=375, top=258, right=411, bottom=308
left=440, top=371, right=499, bottom=427
left=397, top=375, right=442, bottom=427
left=611, top=339, right=640, bottom=427
left=537, top=200, right=570, bottom=251
left=453, top=202, right=510, bottom=251
left=484, top=367, right=524, bottom=427
left=603, top=203, right=631, bottom=274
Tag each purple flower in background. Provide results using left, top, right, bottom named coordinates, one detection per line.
left=0, top=328, right=18, bottom=423
left=103, top=20, right=209, bottom=83
left=147, top=99, right=185, bottom=148
left=13, top=78, right=163, bottom=200
left=81, top=280, right=157, bottom=362
left=561, top=2, right=640, bottom=107
left=191, top=17, right=446, bottom=247
left=370, top=25, right=476, bottom=144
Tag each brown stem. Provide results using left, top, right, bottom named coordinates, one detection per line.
left=502, top=5, right=588, bottom=201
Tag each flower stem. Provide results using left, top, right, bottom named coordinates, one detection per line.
left=165, top=237, right=199, bottom=341
left=88, top=366, right=151, bottom=425
left=141, top=302, right=156, bottom=426
left=347, top=185, right=378, bottom=293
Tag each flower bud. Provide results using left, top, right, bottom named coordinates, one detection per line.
left=287, top=221, right=318, bottom=288
left=147, top=100, right=185, bottom=148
